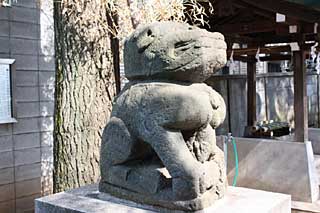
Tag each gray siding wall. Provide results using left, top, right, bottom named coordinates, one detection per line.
left=208, top=73, right=320, bottom=137
left=0, top=1, right=54, bottom=212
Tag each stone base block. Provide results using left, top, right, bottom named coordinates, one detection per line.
left=278, top=128, right=320, bottom=155
left=35, top=184, right=291, bottom=213
left=306, top=128, right=320, bottom=155
left=217, top=137, right=319, bottom=202
left=292, top=200, right=320, bottom=213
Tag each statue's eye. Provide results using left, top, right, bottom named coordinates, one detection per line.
left=147, top=29, right=153, bottom=36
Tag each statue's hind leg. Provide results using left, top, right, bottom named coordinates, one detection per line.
left=99, top=117, right=170, bottom=195
left=139, top=122, right=226, bottom=201
left=138, top=121, right=205, bottom=200
left=99, top=117, right=135, bottom=186
left=99, top=118, right=225, bottom=211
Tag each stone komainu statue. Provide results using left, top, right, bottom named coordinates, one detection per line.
left=99, top=21, right=227, bottom=211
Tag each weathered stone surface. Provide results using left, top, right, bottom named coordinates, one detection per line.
left=124, top=21, right=227, bottom=83
left=35, top=184, right=292, bottom=213
left=100, top=22, right=227, bottom=211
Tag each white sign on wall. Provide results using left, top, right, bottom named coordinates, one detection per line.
left=0, top=64, right=12, bottom=120
left=1, top=0, right=12, bottom=7
left=0, top=59, right=16, bottom=124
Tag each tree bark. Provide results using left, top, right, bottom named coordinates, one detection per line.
left=53, top=1, right=116, bottom=192
left=126, top=0, right=139, bottom=29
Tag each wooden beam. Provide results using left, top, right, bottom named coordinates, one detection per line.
left=228, top=45, right=291, bottom=56
left=230, top=55, right=256, bottom=63
left=214, top=0, right=235, bottom=17
left=218, top=20, right=277, bottom=35
left=240, top=0, right=320, bottom=23
left=260, top=34, right=320, bottom=45
left=224, top=34, right=255, bottom=44
left=228, top=54, right=292, bottom=62
left=218, top=21, right=320, bottom=37
left=233, top=0, right=275, bottom=20
left=227, top=43, right=317, bottom=56
left=247, top=61, right=257, bottom=127
left=259, top=54, right=292, bottom=61
left=233, top=0, right=308, bottom=26
left=224, top=33, right=319, bottom=46
left=293, top=50, right=308, bottom=142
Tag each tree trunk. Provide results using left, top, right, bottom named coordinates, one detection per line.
left=53, top=1, right=116, bottom=192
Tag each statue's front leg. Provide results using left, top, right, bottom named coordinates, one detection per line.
left=140, top=124, right=204, bottom=200
left=194, top=125, right=227, bottom=197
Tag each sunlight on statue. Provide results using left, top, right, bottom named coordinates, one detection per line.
left=99, top=21, right=227, bottom=211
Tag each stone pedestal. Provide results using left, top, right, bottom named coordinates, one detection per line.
left=35, top=184, right=291, bottom=213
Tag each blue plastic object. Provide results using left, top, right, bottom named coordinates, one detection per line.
left=231, top=138, right=239, bottom=187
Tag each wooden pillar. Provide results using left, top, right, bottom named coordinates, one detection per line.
left=293, top=50, right=308, bottom=142
left=247, top=61, right=257, bottom=127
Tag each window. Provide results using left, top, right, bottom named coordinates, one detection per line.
left=0, top=59, right=16, bottom=124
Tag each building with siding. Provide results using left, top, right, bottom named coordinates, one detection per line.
left=0, top=0, right=55, bottom=212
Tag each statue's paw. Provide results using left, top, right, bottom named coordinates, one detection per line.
left=172, top=166, right=212, bottom=200
left=209, top=94, right=226, bottom=127
left=200, top=160, right=224, bottom=191
left=170, top=148, right=227, bottom=201
left=172, top=176, right=200, bottom=200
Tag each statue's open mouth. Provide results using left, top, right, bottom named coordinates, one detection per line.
left=173, top=40, right=199, bottom=60
left=175, top=39, right=196, bottom=51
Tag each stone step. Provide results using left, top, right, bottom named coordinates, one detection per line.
left=36, top=185, right=291, bottom=213
left=291, top=155, right=320, bottom=212
left=292, top=200, right=320, bottom=213
left=314, top=155, right=320, bottom=184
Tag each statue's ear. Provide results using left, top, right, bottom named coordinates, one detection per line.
left=137, top=28, right=156, bottom=54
